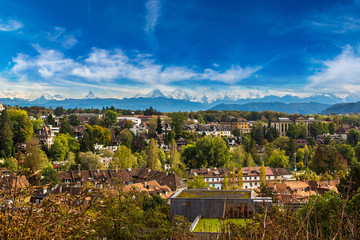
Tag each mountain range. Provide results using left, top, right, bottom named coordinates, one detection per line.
left=1, top=89, right=360, bottom=114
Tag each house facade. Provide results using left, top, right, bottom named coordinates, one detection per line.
left=270, top=116, right=318, bottom=137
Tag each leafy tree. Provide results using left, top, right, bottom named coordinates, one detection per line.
left=267, top=149, right=289, bottom=168
left=347, top=129, right=360, bottom=147
left=337, top=144, right=356, bottom=166
left=31, top=118, right=44, bottom=133
left=148, top=116, right=157, bottom=138
left=251, top=122, right=264, bottom=144
left=123, top=119, right=135, bottom=129
left=8, top=109, right=33, bottom=143
left=158, top=148, right=166, bottom=166
left=78, top=151, right=104, bottom=170
left=188, top=175, right=209, bottom=189
left=41, top=162, right=59, bottom=186
left=238, top=166, right=243, bottom=189
left=119, top=129, right=134, bottom=149
left=329, top=122, right=336, bottom=135
left=0, top=110, right=13, bottom=158
left=54, top=106, right=65, bottom=116
left=229, top=145, right=247, bottom=167
left=59, top=117, right=74, bottom=137
left=223, top=175, right=229, bottom=190
left=110, top=145, right=136, bottom=169
left=255, top=182, right=274, bottom=198
left=147, top=139, right=161, bottom=170
left=69, top=114, right=81, bottom=126
left=47, top=114, right=55, bottom=126
left=310, top=145, right=347, bottom=174
left=182, top=135, right=230, bottom=168
left=3, top=157, right=18, bottom=173
left=88, top=116, right=100, bottom=126
left=169, top=112, right=187, bottom=138
left=265, top=126, right=279, bottom=142
left=156, top=116, right=163, bottom=134
left=338, top=163, right=360, bottom=199
left=24, top=137, right=43, bottom=185
left=103, top=110, right=117, bottom=128
left=169, top=139, right=179, bottom=167
left=260, top=162, right=266, bottom=184
left=245, top=153, right=256, bottom=167
left=135, top=151, right=148, bottom=168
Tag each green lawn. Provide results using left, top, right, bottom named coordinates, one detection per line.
left=193, top=218, right=251, bottom=232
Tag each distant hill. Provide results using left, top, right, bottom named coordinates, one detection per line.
left=321, top=102, right=360, bottom=114
left=210, top=102, right=330, bottom=114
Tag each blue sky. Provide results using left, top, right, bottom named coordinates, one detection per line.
left=1, top=0, right=360, bottom=100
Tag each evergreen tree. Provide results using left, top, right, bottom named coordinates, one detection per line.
left=156, top=116, right=163, bottom=134
left=59, top=117, right=75, bottom=137
left=0, top=110, right=14, bottom=158
left=147, top=139, right=160, bottom=170
left=223, top=175, right=229, bottom=190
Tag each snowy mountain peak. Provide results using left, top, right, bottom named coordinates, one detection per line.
left=85, top=91, right=97, bottom=99
left=170, top=88, right=193, bottom=101
left=39, top=93, right=65, bottom=101
left=144, top=89, right=166, bottom=98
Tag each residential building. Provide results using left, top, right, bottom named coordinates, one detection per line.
left=0, top=102, right=4, bottom=112
left=37, top=125, right=55, bottom=146
left=189, top=167, right=294, bottom=190
left=117, top=116, right=141, bottom=126
left=220, top=117, right=250, bottom=135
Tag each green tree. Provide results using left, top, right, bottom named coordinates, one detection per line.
left=148, top=116, right=157, bottom=138
left=89, top=116, right=100, bottom=126
left=78, top=151, right=104, bottom=170
left=265, top=126, right=279, bottom=143
left=123, top=120, right=134, bottom=129
left=230, top=145, right=247, bottom=167
left=182, top=135, right=230, bottom=168
left=156, top=116, right=163, bottom=134
left=59, top=117, right=74, bottom=137
left=238, top=166, right=243, bottom=189
left=329, top=122, right=336, bottom=135
left=338, top=163, right=360, bottom=199
left=69, top=114, right=81, bottom=126
left=110, top=145, right=135, bottom=169
left=158, top=148, right=166, bottom=166
left=41, top=162, right=59, bottom=186
left=251, top=122, right=265, bottom=144
left=267, top=149, right=289, bottom=168
left=47, top=114, right=55, bottom=126
left=54, top=106, right=65, bottom=116
left=119, top=129, right=134, bottom=149
left=245, top=153, right=256, bottom=167
left=103, top=110, right=117, bottom=128
left=24, top=137, right=43, bottom=185
left=8, top=109, right=33, bottom=143
left=260, top=162, right=266, bottom=184
left=337, top=144, right=355, bottom=166
left=187, top=175, right=209, bottom=189
left=0, top=110, right=14, bottom=158
left=223, top=175, right=229, bottom=190
left=147, top=139, right=161, bottom=170
left=4, top=157, right=18, bottom=173
left=347, top=129, right=360, bottom=147
left=31, top=118, right=44, bottom=133
left=169, top=112, right=187, bottom=138
left=169, top=139, right=179, bottom=167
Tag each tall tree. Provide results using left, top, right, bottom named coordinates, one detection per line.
left=169, top=139, right=179, bottom=167
left=347, top=129, right=360, bottom=147
left=251, top=122, right=265, bottom=144
left=267, top=149, right=289, bottom=168
left=8, top=109, right=33, bottom=143
left=78, top=152, right=104, bottom=170
left=59, top=116, right=75, bottom=137
left=169, top=112, right=187, bottom=138
left=238, top=166, right=243, bottom=189
left=0, top=110, right=13, bottom=158
left=310, top=145, right=347, bottom=174
left=24, top=137, right=43, bottom=185
left=148, top=116, right=157, bottom=138
left=110, top=145, right=136, bottom=169
left=69, top=114, right=81, bottom=126
left=103, top=110, right=117, bottom=128
left=156, top=116, right=163, bottom=134
left=119, top=129, right=134, bottom=149
left=147, top=138, right=161, bottom=170
left=223, top=175, right=229, bottom=190
left=260, top=162, right=266, bottom=184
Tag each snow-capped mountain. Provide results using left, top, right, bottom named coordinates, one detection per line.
left=143, top=89, right=166, bottom=98
left=39, top=93, right=65, bottom=101
left=170, top=88, right=194, bottom=101
left=85, top=91, right=97, bottom=99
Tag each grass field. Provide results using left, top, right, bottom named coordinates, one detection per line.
left=193, top=218, right=251, bottom=232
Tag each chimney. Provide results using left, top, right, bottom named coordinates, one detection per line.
left=116, top=166, right=118, bottom=172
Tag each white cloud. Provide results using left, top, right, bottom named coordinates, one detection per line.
left=308, top=44, right=360, bottom=94
left=144, top=0, right=160, bottom=34
left=47, top=27, right=78, bottom=49
left=0, top=19, right=23, bottom=32
left=202, top=66, right=262, bottom=84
